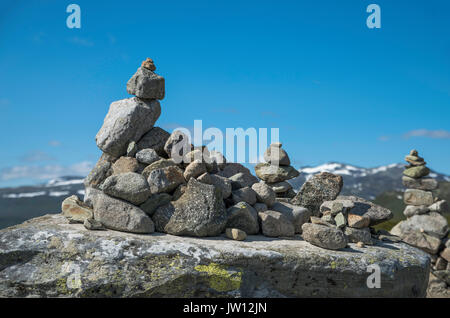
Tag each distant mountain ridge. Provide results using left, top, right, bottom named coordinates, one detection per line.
left=1, top=163, right=449, bottom=229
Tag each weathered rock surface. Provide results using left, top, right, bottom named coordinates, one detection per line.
left=136, top=127, right=170, bottom=157
left=231, top=187, right=257, bottom=206
left=61, top=195, right=93, bottom=222
left=153, top=179, right=227, bottom=237
left=258, top=211, right=295, bottom=237
left=251, top=182, right=276, bottom=207
left=147, top=166, right=185, bottom=194
left=301, top=223, right=347, bottom=250
left=254, top=163, right=299, bottom=183
left=291, top=172, right=343, bottom=216
left=96, top=97, right=161, bottom=157
left=139, top=193, right=172, bottom=216
left=84, top=153, right=114, bottom=189
left=391, top=212, right=449, bottom=239
left=0, top=214, right=430, bottom=297
left=402, top=176, right=438, bottom=191
left=209, top=174, right=232, bottom=199
left=334, top=196, right=393, bottom=226
left=270, top=202, right=311, bottom=233
left=263, top=144, right=290, bottom=166
left=136, top=148, right=160, bottom=165
left=403, top=165, right=430, bottom=178
left=102, top=172, right=150, bottom=205
left=91, top=192, right=154, bottom=234
left=225, top=228, right=247, bottom=241
left=429, top=200, right=450, bottom=214
left=226, top=202, right=259, bottom=235
left=127, top=67, right=165, bottom=100
left=229, top=172, right=258, bottom=189
left=403, top=205, right=429, bottom=218
left=164, top=130, right=191, bottom=160
left=344, top=227, right=373, bottom=245
left=404, top=189, right=434, bottom=206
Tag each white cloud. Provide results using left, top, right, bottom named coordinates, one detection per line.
left=0, top=161, right=93, bottom=181
left=68, top=36, right=94, bottom=47
left=404, top=129, right=450, bottom=139
left=48, top=140, right=61, bottom=147
left=20, top=151, right=55, bottom=163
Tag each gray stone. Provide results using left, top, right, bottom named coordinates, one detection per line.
left=226, top=202, right=259, bottom=235
left=390, top=212, right=449, bottom=239
left=320, top=199, right=354, bottom=214
left=253, top=202, right=268, bottom=212
left=291, top=172, right=343, bottom=216
left=96, top=97, right=161, bottom=157
left=102, top=172, right=150, bottom=205
left=403, top=166, right=430, bottom=179
left=196, top=172, right=212, bottom=184
left=141, top=158, right=177, bottom=179
left=404, top=189, right=434, bottom=206
left=0, top=214, right=431, bottom=297
left=111, top=156, right=139, bottom=175
left=263, top=144, right=290, bottom=166
left=310, top=216, right=336, bottom=228
left=83, top=218, right=105, bottom=231
left=218, top=163, right=252, bottom=178
left=61, top=195, right=93, bottom=223
left=147, top=166, right=185, bottom=194
left=258, top=211, right=295, bottom=237
left=229, top=172, right=259, bottom=189
left=429, top=200, right=450, bottom=214
left=432, top=270, right=450, bottom=285
left=232, top=187, right=257, bottom=205
left=126, top=141, right=138, bottom=157
left=403, top=205, right=429, bottom=218
left=208, top=151, right=226, bottom=170
left=153, top=178, right=227, bottom=237
left=398, top=232, right=442, bottom=255
left=139, top=193, right=172, bottom=216
left=136, top=148, right=160, bottom=165
left=91, top=192, right=154, bottom=234
left=270, top=202, right=311, bottom=233
left=344, top=227, right=373, bottom=245
left=84, top=153, right=114, bottom=189
left=334, top=212, right=346, bottom=229
left=225, top=228, right=247, bottom=241
left=334, top=196, right=393, bottom=226
left=402, top=176, right=438, bottom=191
left=251, top=182, right=276, bottom=207
left=267, top=181, right=292, bottom=193
left=301, top=223, right=348, bottom=250
left=183, top=160, right=207, bottom=181
left=171, top=184, right=186, bottom=201
left=136, top=127, right=170, bottom=157
left=127, top=67, right=165, bottom=99
left=435, top=257, right=448, bottom=270
left=347, top=213, right=370, bottom=228
left=209, top=174, right=232, bottom=199
left=164, top=130, right=192, bottom=160
left=254, top=163, right=300, bottom=183
left=441, top=248, right=450, bottom=263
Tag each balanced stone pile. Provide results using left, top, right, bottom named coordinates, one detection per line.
left=391, top=149, right=450, bottom=295
left=254, top=143, right=299, bottom=200
left=60, top=58, right=394, bottom=249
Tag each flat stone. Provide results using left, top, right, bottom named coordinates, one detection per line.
left=91, top=192, right=154, bottom=234
left=217, top=163, right=252, bottom=178
left=404, top=189, right=434, bottom=206
left=96, top=97, right=161, bottom=157
left=254, top=163, right=299, bottom=183
left=429, top=200, right=450, bottom=214
left=183, top=160, right=207, bottom=181
left=141, top=158, right=177, bottom=179
left=333, top=196, right=393, bottom=226
left=391, top=212, right=449, bottom=239
left=347, top=213, right=370, bottom=228
left=301, top=223, right=348, bottom=250
left=310, top=216, right=336, bottom=228
left=136, top=127, right=170, bottom=157
left=0, top=214, right=431, bottom=297
left=153, top=178, right=227, bottom=237
left=258, top=210, right=295, bottom=237
left=251, top=182, right=276, bottom=207
left=196, top=172, right=212, bottom=184
left=344, top=227, right=373, bottom=245
left=83, top=218, right=105, bottom=231
left=127, top=141, right=138, bottom=157
left=84, top=153, right=114, bottom=189
left=135, top=148, right=160, bottom=165
left=61, top=195, right=93, bottom=223
left=226, top=202, right=259, bottom=235
left=403, top=205, right=429, bottom=218
left=225, top=228, right=247, bottom=241
left=229, top=172, right=259, bottom=189
left=320, top=199, right=354, bottom=214
left=102, top=172, right=150, bottom=205
left=403, top=166, right=430, bottom=179
left=402, top=176, right=438, bottom=191
left=127, top=67, right=165, bottom=100
left=139, top=193, right=172, bottom=216
left=291, top=172, right=343, bottom=216
left=270, top=202, right=311, bottom=233
left=267, top=181, right=292, bottom=193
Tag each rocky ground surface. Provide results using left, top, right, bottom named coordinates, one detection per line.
left=0, top=214, right=430, bottom=298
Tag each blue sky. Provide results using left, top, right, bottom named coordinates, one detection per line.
left=0, top=0, right=449, bottom=187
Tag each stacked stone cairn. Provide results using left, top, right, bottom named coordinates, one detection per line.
left=390, top=149, right=450, bottom=295
left=60, top=58, right=394, bottom=250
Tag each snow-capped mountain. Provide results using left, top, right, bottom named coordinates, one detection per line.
left=289, top=162, right=450, bottom=200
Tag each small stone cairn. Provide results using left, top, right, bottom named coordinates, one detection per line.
left=391, top=149, right=450, bottom=295
left=60, top=59, right=394, bottom=250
